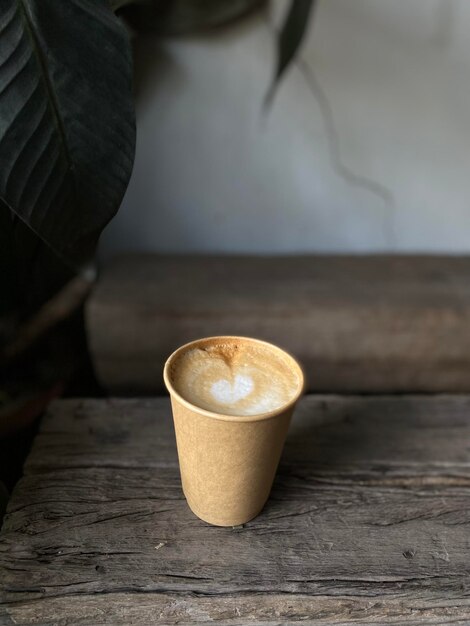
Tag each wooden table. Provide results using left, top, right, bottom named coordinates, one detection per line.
left=1, top=396, right=470, bottom=625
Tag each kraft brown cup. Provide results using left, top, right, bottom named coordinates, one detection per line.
left=163, top=336, right=305, bottom=526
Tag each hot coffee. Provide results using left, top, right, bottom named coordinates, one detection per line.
left=168, top=338, right=301, bottom=416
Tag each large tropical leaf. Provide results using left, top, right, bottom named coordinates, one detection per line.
left=0, top=202, right=73, bottom=323
left=117, top=0, right=265, bottom=35
left=0, top=0, right=136, bottom=267
left=265, top=0, right=316, bottom=106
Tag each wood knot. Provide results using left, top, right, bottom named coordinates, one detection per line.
left=403, top=548, right=417, bottom=560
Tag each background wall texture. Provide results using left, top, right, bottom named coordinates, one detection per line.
left=100, top=0, right=470, bottom=257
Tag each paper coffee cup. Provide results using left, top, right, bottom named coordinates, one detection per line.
left=163, top=336, right=304, bottom=526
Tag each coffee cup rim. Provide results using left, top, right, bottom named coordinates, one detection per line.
left=163, top=335, right=305, bottom=422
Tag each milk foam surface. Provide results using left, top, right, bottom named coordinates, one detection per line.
left=171, top=341, right=300, bottom=416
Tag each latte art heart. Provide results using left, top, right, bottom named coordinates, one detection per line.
left=170, top=340, right=301, bottom=417
left=211, top=375, right=254, bottom=405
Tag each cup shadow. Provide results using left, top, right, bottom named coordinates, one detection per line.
left=267, top=394, right=429, bottom=505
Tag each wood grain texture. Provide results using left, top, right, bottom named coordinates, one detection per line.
left=1, top=396, right=470, bottom=624
left=86, top=254, right=470, bottom=394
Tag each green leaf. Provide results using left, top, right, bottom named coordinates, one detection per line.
left=110, top=0, right=137, bottom=11
left=265, top=0, right=315, bottom=107
left=118, top=0, right=265, bottom=36
left=0, top=1, right=136, bottom=267
left=0, top=202, right=73, bottom=320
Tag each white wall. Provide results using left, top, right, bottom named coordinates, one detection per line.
left=100, top=0, right=470, bottom=257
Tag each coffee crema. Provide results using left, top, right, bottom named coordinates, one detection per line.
left=169, top=339, right=301, bottom=416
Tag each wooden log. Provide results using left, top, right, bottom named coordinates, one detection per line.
left=1, top=396, right=470, bottom=624
left=86, top=255, right=470, bottom=394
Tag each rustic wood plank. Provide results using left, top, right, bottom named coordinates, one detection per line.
left=23, top=396, right=470, bottom=476
left=1, top=396, right=470, bottom=624
left=24, top=399, right=179, bottom=472
left=86, top=255, right=470, bottom=394
left=3, top=593, right=470, bottom=626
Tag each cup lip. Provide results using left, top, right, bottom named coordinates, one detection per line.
left=163, top=335, right=305, bottom=423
